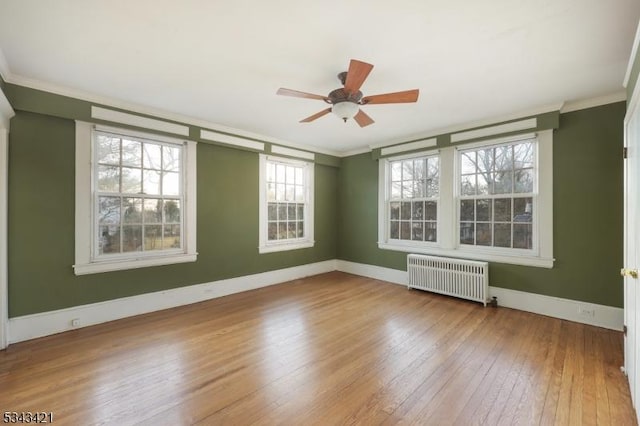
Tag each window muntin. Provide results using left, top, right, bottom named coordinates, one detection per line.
left=458, top=140, right=536, bottom=250
left=94, top=131, right=184, bottom=259
left=266, top=159, right=307, bottom=242
left=388, top=155, right=439, bottom=242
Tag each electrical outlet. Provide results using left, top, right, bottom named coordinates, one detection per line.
left=71, top=318, right=80, bottom=328
left=578, top=306, right=595, bottom=318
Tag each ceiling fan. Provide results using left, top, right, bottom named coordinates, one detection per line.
left=276, top=59, right=419, bottom=128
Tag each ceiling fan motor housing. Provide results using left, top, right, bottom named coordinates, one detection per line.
left=328, top=88, right=363, bottom=104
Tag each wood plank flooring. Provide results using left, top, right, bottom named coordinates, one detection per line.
left=0, top=272, right=636, bottom=425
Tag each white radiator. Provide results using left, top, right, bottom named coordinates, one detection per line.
left=407, top=254, right=489, bottom=306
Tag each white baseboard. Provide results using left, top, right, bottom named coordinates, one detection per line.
left=8, top=260, right=336, bottom=344
left=336, top=260, right=623, bottom=331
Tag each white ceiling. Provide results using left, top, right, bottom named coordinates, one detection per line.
left=0, top=0, right=638, bottom=155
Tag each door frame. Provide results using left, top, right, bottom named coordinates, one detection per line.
left=0, top=87, right=14, bottom=350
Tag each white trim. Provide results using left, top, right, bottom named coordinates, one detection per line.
left=8, top=260, right=337, bottom=344
left=368, top=103, right=562, bottom=150
left=335, top=260, right=623, bottom=331
left=452, top=132, right=537, bottom=150
left=0, top=47, right=10, bottom=82
left=91, top=106, right=189, bottom=137
left=95, top=124, right=188, bottom=145
left=200, top=129, right=264, bottom=151
left=270, top=145, right=315, bottom=160
left=0, top=86, right=15, bottom=130
left=561, top=91, right=627, bottom=113
left=258, top=154, right=315, bottom=254
left=0, top=128, right=9, bottom=349
left=74, top=122, right=198, bottom=275
left=624, top=19, right=640, bottom=88
left=380, top=138, right=438, bottom=157
left=339, top=147, right=372, bottom=157
left=450, top=118, right=537, bottom=143
left=2, top=71, right=341, bottom=157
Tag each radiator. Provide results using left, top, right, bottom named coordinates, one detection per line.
left=407, top=254, right=489, bottom=306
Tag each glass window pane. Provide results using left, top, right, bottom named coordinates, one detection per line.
left=121, top=167, right=142, bottom=194
left=476, top=149, right=493, bottom=173
left=427, top=157, right=439, bottom=179
left=164, top=200, right=180, bottom=223
left=295, top=167, right=303, bottom=185
left=425, top=201, right=437, bottom=221
left=391, top=182, right=402, bottom=199
left=144, top=225, right=163, bottom=251
left=390, top=202, right=400, bottom=220
left=163, top=146, right=181, bottom=171
left=162, top=172, right=180, bottom=196
left=122, top=198, right=142, bottom=223
left=276, top=184, right=285, bottom=201
left=99, top=225, right=120, bottom=254
left=413, top=181, right=425, bottom=198
left=494, top=198, right=511, bottom=222
left=400, top=221, right=411, bottom=240
left=514, top=143, right=534, bottom=168
left=143, top=143, right=162, bottom=170
left=268, top=222, right=277, bottom=240
left=268, top=203, right=277, bottom=221
left=121, top=139, right=141, bottom=167
left=287, top=204, right=296, bottom=221
left=412, top=201, right=424, bottom=220
left=476, top=199, right=491, bottom=222
left=143, top=169, right=161, bottom=195
left=402, top=161, right=413, bottom=181
left=98, top=165, right=120, bottom=192
left=495, top=223, right=511, bottom=248
left=414, top=159, right=425, bottom=180
left=143, top=199, right=162, bottom=223
left=495, top=145, right=513, bottom=171
left=390, top=221, right=399, bottom=239
left=460, top=223, right=474, bottom=245
left=287, top=222, right=296, bottom=239
left=297, top=221, right=304, bottom=238
left=267, top=162, right=275, bottom=183
left=286, top=166, right=295, bottom=184
left=402, top=182, right=413, bottom=199
left=476, top=223, right=492, bottom=246
left=477, top=173, right=489, bottom=195
left=513, top=224, right=533, bottom=249
left=401, top=201, right=411, bottom=220
left=391, top=162, right=402, bottom=181
left=460, top=200, right=474, bottom=221
left=513, top=197, right=533, bottom=222
left=278, top=222, right=287, bottom=239
left=96, top=135, right=120, bottom=164
left=425, top=222, right=437, bottom=242
left=164, top=224, right=181, bottom=249
left=276, top=164, right=285, bottom=183
left=285, top=185, right=295, bottom=201
left=98, top=196, right=121, bottom=225
left=493, top=171, right=513, bottom=194
left=277, top=203, right=287, bottom=220
left=514, top=169, right=534, bottom=193
left=411, top=222, right=424, bottom=241
left=267, top=183, right=276, bottom=201
left=122, top=225, right=142, bottom=252
left=295, top=185, right=304, bottom=202
left=461, top=152, right=476, bottom=174
left=461, top=174, right=476, bottom=196
left=297, top=204, right=304, bottom=220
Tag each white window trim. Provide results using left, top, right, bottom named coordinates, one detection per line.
left=378, top=130, right=554, bottom=268
left=74, top=121, right=197, bottom=275
left=258, top=154, right=314, bottom=254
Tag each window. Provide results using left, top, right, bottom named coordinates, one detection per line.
left=259, top=154, right=314, bottom=253
left=388, top=155, right=439, bottom=243
left=378, top=131, right=554, bottom=268
left=458, top=140, right=535, bottom=250
left=74, top=123, right=197, bottom=275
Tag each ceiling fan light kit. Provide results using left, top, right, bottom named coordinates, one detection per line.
left=277, top=59, right=419, bottom=128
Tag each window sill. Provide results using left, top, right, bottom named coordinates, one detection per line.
left=378, top=242, right=554, bottom=268
left=73, top=253, right=198, bottom=275
left=258, top=241, right=314, bottom=254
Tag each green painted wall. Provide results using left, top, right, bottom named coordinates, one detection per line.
left=8, top=110, right=337, bottom=317
left=338, top=102, right=626, bottom=308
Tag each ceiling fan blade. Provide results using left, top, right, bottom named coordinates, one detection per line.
left=362, top=89, right=420, bottom=104
left=344, top=59, right=374, bottom=94
left=300, top=108, right=332, bottom=123
left=277, top=88, right=328, bottom=101
left=353, top=109, right=375, bottom=127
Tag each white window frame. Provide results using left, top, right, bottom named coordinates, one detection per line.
left=378, top=131, right=554, bottom=268
left=258, top=154, right=314, bottom=253
left=74, top=122, right=197, bottom=275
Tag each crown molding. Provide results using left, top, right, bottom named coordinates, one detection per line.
left=3, top=71, right=343, bottom=158
left=0, top=48, right=9, bottom=83
left=560, top=91, right=627, bottom=113
left=623, top=19, right=640, bottom=88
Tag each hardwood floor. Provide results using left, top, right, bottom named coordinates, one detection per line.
left=0, top=272, right=636, bottom=425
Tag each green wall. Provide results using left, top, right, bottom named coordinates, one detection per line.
left=338, top=102, right=626, bottom=308
left=8, top=111, right=337, bottom=317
